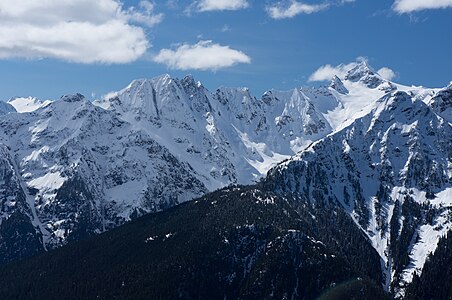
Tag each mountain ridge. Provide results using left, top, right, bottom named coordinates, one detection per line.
left=0, top=59, right=450, bottom=298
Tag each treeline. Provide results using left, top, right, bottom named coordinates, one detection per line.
left=0, top=186, right=389, bottom=299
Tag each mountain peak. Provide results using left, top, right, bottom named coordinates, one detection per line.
left=181, top=74, right=205, bottom=92
left=61, top=93, right=85, bottom=103
left=151, top=73, right=172, bottom=82
left=329, top=75, right=349, bottom=94
left=182, top=74, right=195, bottom=84
left=345, top=60, right=376, bottom=80
left=344, top=61, right=386, bottom=89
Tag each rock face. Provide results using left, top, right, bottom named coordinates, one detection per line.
left=428, top=82, right=452, bottom=122
left=330, top=75, right=349, bottom=94
left=0, top=57, right=450, bottom=298
left=0, top=144, right=44, bottom=264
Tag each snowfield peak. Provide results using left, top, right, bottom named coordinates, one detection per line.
left=61, top=93, right=85, bottom=103
left=7, top=96, right=51, bottom=113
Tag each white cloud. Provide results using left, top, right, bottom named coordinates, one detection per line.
left=377, top=67, right=396, bottom=81
left=195, top=0, right=249, bottom=11
left=308, top=62, right=357, bottom=82
left=127, top=1, right=164, bottom=27
left=267, top=1, right=329, bottom=19
left=266, top=0, right=357, bottom=19
left=0, top=0, right=163, bottom=64
left=153, top=40, right=251, bottom=71
left=393, top=0, right=452, bottom=13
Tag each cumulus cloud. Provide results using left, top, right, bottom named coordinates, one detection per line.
left=153, top=40, right=251, bottom=71
left=266, top=0, right=356, bottom=19
left=308, top=62, right=357, bottom=82
left=377, top=67, right=396, bottom=81
left=195, top=0, right=249, bottom=12
left=393, top=0, right=452, bottom=13
left=267, top=1, right=329, bottom=19
left=0, top=0, right=163, bottom=64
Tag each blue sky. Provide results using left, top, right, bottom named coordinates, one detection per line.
left=0, top=0, right=451, bottom=101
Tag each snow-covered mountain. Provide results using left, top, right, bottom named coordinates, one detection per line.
left=266, top=87, right=451, bottom=296
left=93, top=74, right=335, bottom=187
left=0, top=58, right=450, bottom=296
left=0, top=93, right=207, bottom=255
left=92, top=61, right=394, bottom=189
left=7, top=96, right=51, bottom=113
